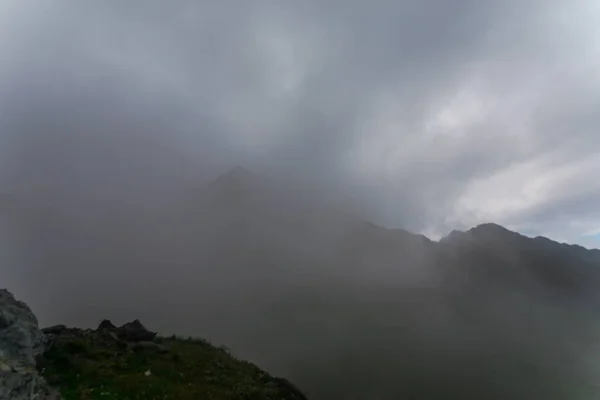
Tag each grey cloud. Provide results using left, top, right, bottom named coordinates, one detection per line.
left=0, top=1, right=598, bottom=239
left=0, top=0, right=598, bottom=242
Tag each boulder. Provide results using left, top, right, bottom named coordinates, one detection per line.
left=0, top=290, right=43, bottom=364
left=117, top=319, right=157, bottom=342
left=0, top=289, right=61, bottom=399
left=97, top=319, right=117, bottom=331
left=41, top=325, right=66, bottom=335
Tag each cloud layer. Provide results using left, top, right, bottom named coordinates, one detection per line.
left=1, top=0, right=600, bottom=247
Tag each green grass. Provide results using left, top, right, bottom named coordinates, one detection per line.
left=40, top=331, right=307, bottom=400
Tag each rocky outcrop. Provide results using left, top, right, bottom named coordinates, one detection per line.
left=96, top=318, right=157, bottom=342
left=40, top=319, right=159, bottom=359
left=40, top=325, right=66, bottom=336
left=116, top=319, right=157, bottom=342
left=0, top=289, right=60, bottom=399
left=97, top=319, right=116, bottom=330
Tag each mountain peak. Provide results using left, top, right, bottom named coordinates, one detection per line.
left=441, top=223, right=516, bottom=244
left=470, top=222, right=512, bottom=235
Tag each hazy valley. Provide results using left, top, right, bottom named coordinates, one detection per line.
left=3, top=167, right=600, bottom=399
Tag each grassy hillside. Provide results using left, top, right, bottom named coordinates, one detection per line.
left=39, top=327, right=307, bottom=400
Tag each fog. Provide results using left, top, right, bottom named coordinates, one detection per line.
left=4, top=146, right=600, bottom=398
left=2, top=1, right=600, bottom=399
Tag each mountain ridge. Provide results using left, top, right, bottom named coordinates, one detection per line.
left=2, top=165, right=597, bottom=252
left=210, top=166, right=599, bottom=252
left=197, top=166, right=600, bottom=305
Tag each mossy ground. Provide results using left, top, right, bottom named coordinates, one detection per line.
left=40, top=332, right=306, bottom=400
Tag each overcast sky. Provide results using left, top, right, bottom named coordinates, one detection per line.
left=1, top=0, right=599, bottom=248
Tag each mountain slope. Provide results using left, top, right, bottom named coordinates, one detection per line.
left=196, top=167, right=600, bottom=298
left=440, top=222, right=600, bottom=299
left=40, top=324, right=308, bottom=400
left=182, top=167, right=600, bottom=400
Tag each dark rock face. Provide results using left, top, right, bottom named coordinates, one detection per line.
left=95, top=319, right=157, bottom=342
left=97, top=319, right=117, bottom=330
left=41, top=325, right=66, bottom=335
left=117, top=319, right=157, bottom=342
left=0, top=289, right=61, bottom=400
left=45, top=319, right=157, bottom=350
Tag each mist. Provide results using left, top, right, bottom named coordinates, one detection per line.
left=5, top=139, right=600, bottom=398
left=2, top=1, right=600, bottom=399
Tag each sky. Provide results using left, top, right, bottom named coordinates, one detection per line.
left=1, top=0, right=599, bottom=248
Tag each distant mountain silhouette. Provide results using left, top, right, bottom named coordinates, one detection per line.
left=195, top=167, right=600, bottom=294
left=189, top=168, right=600, bottom=399
left=439, top=222, right=600, bottom=297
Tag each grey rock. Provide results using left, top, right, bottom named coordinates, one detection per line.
left=0, top=366, right=61, bottom=400
left=0, top=290, right=43, bottom=364
left=0, top=289, right=61, bottom=399
left=41, top=333, right=58, bottom=353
